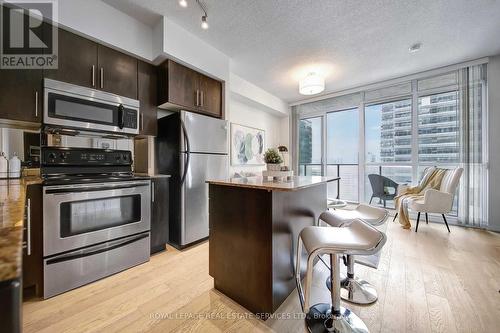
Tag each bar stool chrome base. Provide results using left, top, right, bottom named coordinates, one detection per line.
left=326, top=276, right=378, bottom=305
left=306, top=303, right=369, bottom=333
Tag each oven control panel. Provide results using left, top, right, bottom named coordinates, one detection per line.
left=42, top=148, right=132, bottom=166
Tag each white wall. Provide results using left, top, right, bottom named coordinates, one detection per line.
left=229, top=73, right=289, bottom=116
left=228, top=97, right=289, bottom=176
left=487, top=55, right=500, bottom=232
left=155, top=17, right=230, bottom=81
left=55, top=0, right=153, bottom=60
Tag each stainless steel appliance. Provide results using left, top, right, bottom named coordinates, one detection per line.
left=156, top=111, right=228, bottom=248
left=41, top=147, right=151, bottom=298
left=43, top=79, right=140, bottom=135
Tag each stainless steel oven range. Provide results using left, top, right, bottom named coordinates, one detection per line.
left=41, top=147, right=151, bottom=298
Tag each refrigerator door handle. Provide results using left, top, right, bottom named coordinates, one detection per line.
left=180, top=119, right=191, bottom=186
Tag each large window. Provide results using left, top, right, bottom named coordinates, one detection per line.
left=327, top=109, right=359, bottom=201
left=295, top=65, right=488, bottom=227
left=365, top=99, right=412, bottom=163
left=299, top=117, right=322, bottom=176
left=418, top=91, right=459, bottom=163
left=364, top=99, right=412, bottom=207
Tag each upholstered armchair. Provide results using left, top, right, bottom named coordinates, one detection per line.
left=395, top=167, right=463, bottom=232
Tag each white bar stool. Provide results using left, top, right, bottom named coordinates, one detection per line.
left=318, top=204, right=388, bottom=305
left=295, top=219, right=386, bottom=333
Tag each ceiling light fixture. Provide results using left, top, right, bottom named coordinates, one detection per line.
left=299, top=72, right=325, bottom=95
left=179, top=0, right=188, bottom=7
left=196, top=0, right=209, bottom=30
left=201, top=15, right=209, bottom=29
left=409, top=42, right=422, bottom=53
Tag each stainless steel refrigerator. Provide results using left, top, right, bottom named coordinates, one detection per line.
left=156, top=111, right=228, bottom=248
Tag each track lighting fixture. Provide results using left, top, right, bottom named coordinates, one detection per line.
left=179, top=0, right=187, bottom=8
left=201, top=15, right=209, bottom=29
left=196, top=0, right=209, bottom=30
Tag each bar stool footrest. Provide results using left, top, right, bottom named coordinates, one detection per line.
left=326, top=276, right=378, bottom=305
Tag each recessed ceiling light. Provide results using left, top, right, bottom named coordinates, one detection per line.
left=409, top=42, right=422, bottom=53
left=179, top=0, right=188, bottom=7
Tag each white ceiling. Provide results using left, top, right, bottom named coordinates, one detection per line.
left=103, top=0, right=500, bottom=103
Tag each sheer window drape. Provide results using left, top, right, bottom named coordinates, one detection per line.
left=458, top=64, right=488, bottom=227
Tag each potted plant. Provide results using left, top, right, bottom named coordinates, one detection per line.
left=264, top=148, right=283, bottom=171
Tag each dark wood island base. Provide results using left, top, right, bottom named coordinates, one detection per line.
left=207, top=177, right=329, bottom=315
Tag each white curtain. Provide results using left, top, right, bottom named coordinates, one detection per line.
left=458, top=64, right=488, bottom=227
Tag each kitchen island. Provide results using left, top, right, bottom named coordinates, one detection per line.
left=206, top=176, right=332, bottom=315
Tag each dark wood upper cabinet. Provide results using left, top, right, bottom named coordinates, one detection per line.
left=43, top=29, right=98, bottom=88
left=138, top=61, right=158, bottom=136
left=158, top=59, right=223, bottom=118
left=0, top=10, right=42, bottom=124
left=164, top=60, right=197, bottom=109
left=97, top=45, right=138, bottom=99
left=198, top=74, right=222, bottom=118
left=0, top=68, right=42, bottom=123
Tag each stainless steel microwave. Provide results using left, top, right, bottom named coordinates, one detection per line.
left=43, top=79, right=140, bottom=135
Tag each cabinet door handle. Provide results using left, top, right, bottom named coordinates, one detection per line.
left=151, top=182, right=155, bottom=203
left=91, top=65, right=95, bottom=87
left=200, top=90, right=204, bottom=107
left=100, top=68, right=104, bottom=89
left=195, top=90, right=199, bottom=107
left=26, top=198, right=31, bottom=256
left=141, top=114, right=144, bottom=131
left=35, top=91, right=38, bottom=117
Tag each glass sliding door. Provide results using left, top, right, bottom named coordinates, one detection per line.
left=364, top=99, right=412, bottom=207
left=294, top=66, right=488, bottom=227
left=418, top=91, right=460, bottom=163
left=298, top=116, right=322, bottom=176
left=417, top=90, right=460, bottom=215
left=326, top=109, right=359, bottom=201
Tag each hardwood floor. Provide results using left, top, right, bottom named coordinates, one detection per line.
left=23, top=219, right=500, bottom=332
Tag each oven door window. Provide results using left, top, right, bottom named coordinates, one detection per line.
left=48, top=92, right=117, bottom=125
left=60, top=195, right=141, bottom=237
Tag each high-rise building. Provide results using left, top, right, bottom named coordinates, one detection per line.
left=379, top=91, right=460, bottom=165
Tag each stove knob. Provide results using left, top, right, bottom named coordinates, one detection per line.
left=59, top=152, right=67, bottom=160
left=48, top=152, right=56, bottom=160
left=122, top=154, right=128, bottom=162
left=115, top=155, right=121, bottom=161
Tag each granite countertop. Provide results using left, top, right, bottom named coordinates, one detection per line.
left=0, top=176, right=43, bottom=282
left=206, top=176, right=339, bottom=191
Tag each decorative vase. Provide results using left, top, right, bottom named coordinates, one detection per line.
left=266, top=163, right=281, bottom=171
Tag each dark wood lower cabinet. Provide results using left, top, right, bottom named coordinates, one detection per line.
left=208, top=183, right=326, bottom=314
left=150, top=177, right=169, bottom=254
left=22, top=184, right=43, bottom=298
left=0, top=278, right=21, bottom=333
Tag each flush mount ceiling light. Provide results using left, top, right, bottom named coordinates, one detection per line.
left=409, top=42, right=422, bottom=53
left=299, top=72, right=325, bottom=95
left=178, top=0, right=187, bottom=7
